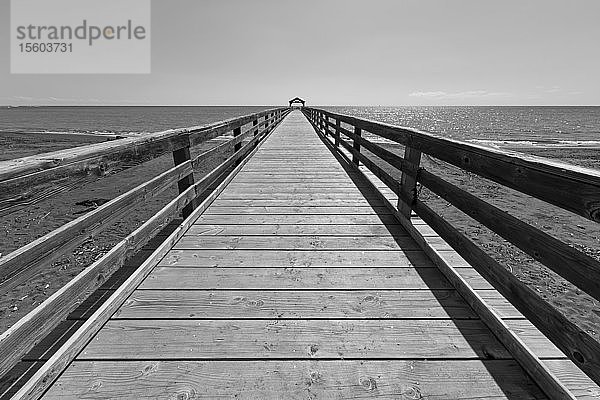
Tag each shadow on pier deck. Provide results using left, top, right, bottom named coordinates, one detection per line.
left=1, top=109, right=600, bottom=399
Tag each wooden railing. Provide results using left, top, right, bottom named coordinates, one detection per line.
left=303, top=107, right=600, bottom=388
left=0, top=107, right=290, bottom=377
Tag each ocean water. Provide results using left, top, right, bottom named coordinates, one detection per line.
left=327, top=106, right=600, bottom=149
left=1, top=105, right=599, bottom=149
left=0, top=106, right=272, bottom=136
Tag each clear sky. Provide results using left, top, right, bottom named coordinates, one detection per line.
left=1, top=0, right=599, bottom=106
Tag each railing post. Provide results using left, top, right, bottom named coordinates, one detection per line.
left=398, top=144, right=422, bottom=218
left=172, top=137, right=197, bottom=219
left=233, top=126, right=242, bottom=152
left=264, top=115, right=269, bottom=133
left=335, top=118, right=341, bottom=147
left=352, top=126, right=362, bottom=166
left=318, top=112, right=322, bottom=130
left=252, top=119, right=259, bottom=148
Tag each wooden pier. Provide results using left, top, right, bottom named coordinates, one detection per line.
left=1, top=108, right=600, bottom=398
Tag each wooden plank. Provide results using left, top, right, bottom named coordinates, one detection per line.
left=210, top=199, right=386, bottom=206
left=158, top=249, right=439, bottom=268
left=185, top=223, right=415, bottom=236
left=193, top=214, right=400, bottom=225
left=203, top=206, right=392, bottom=215
left=476, top=290, right=522, bottom=319
left=173, top=235, right=428, bottom=250
left=78, top=319, right=511, bottom=360
left=217, top=193, right=384, bottom=200
left=113, top=289, right=476, bottom=319
left=42, top=360, right=547, bottom=400
left=139, top=267, right=469, bottom=290
left=544, top=359, right=600, bottom=399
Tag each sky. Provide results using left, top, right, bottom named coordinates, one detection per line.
left=1, top=0, right=599, bottom=106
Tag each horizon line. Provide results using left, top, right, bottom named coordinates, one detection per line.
left=3, top=104, right=600, bottom=107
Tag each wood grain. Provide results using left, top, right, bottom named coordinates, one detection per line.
left=185, top=223, right=420, bottom=236
left=138, top=266, right=472, bottom=290
left=173, top=235, right=431, bottom=250
left=203, top=206, right=392, bottom=215
left=43, top=360, right=547, bottom=400
left=158, top=249, right=439, bottom=268
left=79, top=319, right=511, bottom=360
left=113, top=289, right=476, bottom=319
left=193, top=214, right=401, bottom=225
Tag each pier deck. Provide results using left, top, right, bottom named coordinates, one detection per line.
left=30, top=111, right=591, bottom=398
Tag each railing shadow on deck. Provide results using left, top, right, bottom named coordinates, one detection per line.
left=0, top=107, right=291, bottom=394
left=306, top=113, right=541, bottom=399
left=303, top=107, right=600, bottom=399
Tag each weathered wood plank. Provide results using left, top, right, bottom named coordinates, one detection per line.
left=79, top=319, right=511, bottom=360
left=138, top=267, right=470, bottom=290
left=113, top=289, right=476, bottom=319
left=173, top=236, right=432, bottom=250
left=217, top=193, right=384, bottom=200
left=193, top=214, right=400, bottom=225
left=42, top=360, right=547, bottom=400
left=185, top=223, right=418, bottom=236
left=476, top=290, right=522, bottom=319
left=203, top=206, right=392, bottom=215
left=158, top=249, right=440, bottom=268
left=210, top=199, right=386, bottom=206
left=544, top=359, right=600, bottom=400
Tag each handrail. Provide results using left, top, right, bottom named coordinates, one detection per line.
left=0, top=107, right=287, bottom=217
left=303, top=106, right=600, bottom=387
left=0, top=107, right=290, bottom=378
